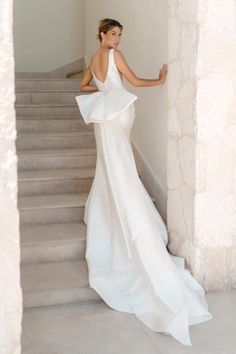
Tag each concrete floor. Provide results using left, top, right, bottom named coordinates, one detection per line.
left=22, top=290, right=236, bottom=354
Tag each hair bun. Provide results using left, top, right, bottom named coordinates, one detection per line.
left=97, top=18, right=123, bottom=43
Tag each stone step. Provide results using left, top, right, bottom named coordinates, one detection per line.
left=15, top=78, right=82, bottom=91
left=18, top=167, right=95, bottom=196
left=15, top=90, right=86, bottom=104
left=15, top=103, right=80, bottom=117
left=21, top=260, right=101, bottom=309
left=17, top=147, right=97, bottom=171
left=18, top=193, right=88, bottom=225
left=16, top=116, right=92, bottom=133
left=20, top=222, right=86, bottom=264
left=16, top=131, right=96, bottom=150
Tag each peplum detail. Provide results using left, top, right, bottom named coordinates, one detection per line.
left=75, top=87, right=138, bottom=125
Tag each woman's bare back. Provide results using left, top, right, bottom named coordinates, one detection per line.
left=90, top=48, right=122, bottom=83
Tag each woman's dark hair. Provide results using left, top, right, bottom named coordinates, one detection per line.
left=97, top=18, right=123, bottom=42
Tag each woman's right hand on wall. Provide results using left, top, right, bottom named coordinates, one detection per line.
left=158, top=64, right=168, bottom=84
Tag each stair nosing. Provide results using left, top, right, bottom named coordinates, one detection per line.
left=16, top=116, right=84, bottom=120
left=18, top=193, right=88, bottom=210
left=21, top=237, right=86, bottom=247
left=20, top=221, right=86, bottom=246
left=17, top=147, right=96, bottom=157
left=16, top=78, right=82, bottom=81
left=17, top=131, right=94, bottom=138
left=18, top=167, right=95, bottom=182
left=16, top=89, right=84, bottom=93
left=15, top=103, right=78, bottom=107
left=21, top=259, right=89, bottom=293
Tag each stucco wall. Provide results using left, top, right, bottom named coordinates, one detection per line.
left=0, top=1, right=22, bottom=353
left=167, top=0, right=236, bottom=290
left=84, top=0, right=168, bottom=202
left=13, top=0, right=84, bottom=72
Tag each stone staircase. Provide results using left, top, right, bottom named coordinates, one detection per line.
left=16, top=76, right=102, bottom=309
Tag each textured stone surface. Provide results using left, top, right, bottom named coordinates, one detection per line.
left=167, top=0, right=236, bottom=290
left=0, top=0, right=22, bottom=353
left=204, top=248, right=228, bottom=291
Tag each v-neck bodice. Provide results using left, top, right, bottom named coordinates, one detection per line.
left=90, top=48, right=124, bottom=92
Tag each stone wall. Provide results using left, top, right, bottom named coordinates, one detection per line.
left=167, top=0, right=236, bottom=290
left=0, top=0, right=22, bottom=353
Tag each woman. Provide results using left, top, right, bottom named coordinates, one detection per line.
left=75, top=18, right=213, bottom=347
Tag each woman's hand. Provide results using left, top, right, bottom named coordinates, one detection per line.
left=158, top=64, right=168, bottom=84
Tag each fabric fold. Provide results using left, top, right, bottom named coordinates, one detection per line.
left=75, top=87, right=138, bottom=124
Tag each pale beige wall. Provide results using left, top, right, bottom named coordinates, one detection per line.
left=13, top=0, right=84, bottom=72
left=0, top=1, right=22, bottom=353
left=84, top=0, right=168, bottom=194
left=167, top=0, right=236, bottom=290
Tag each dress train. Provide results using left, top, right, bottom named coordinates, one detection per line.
left=75, top=48, right=213, bottom=346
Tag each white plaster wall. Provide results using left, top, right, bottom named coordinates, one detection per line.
left=167, top=0, right=199, bottom=281
left=196, top=0, right=236, bottom=290
left=13, top=0, right=84, bottom=72
left=0, top=0, right=22, bottom=353
left=84, top=0, right=168, bottom=198
left=167, top=0, right=236, bottom=290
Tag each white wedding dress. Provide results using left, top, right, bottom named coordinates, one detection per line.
left=75, top=48, right=213, bottom=347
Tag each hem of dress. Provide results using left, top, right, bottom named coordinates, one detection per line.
left=88, top=276, right=193, bottom=347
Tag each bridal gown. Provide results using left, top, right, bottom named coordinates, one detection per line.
left=75, top=48, right=213, bottom=347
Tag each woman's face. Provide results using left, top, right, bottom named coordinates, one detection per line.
left=101, top=26, right=122, bottom=48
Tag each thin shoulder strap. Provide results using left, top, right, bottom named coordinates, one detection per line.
left=109, top=48, right=116, bottom=69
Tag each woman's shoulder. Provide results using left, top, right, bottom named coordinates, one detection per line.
left=113, top=48, right=125, bottom=62
left=91, top=47, right=110, bottom=58
left=90, top=48, right=106, bottom=65
left=89, top=48, right=124, bottom=68
left=90, top=50, right=98, bottom=63
left=91, top=47, right=122, bottom=57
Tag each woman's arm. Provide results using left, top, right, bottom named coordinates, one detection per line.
left=79, top=65, right=98, bottom=92
left=114, top=50, right=168, bottom=87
